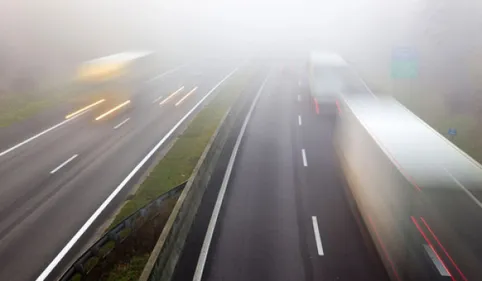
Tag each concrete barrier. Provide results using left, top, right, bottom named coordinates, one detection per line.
left=138, top=86, right=247, bottom=281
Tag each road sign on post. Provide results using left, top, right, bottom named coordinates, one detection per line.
left=448, top=128, right=457, bottom=141
left=391, top=47, right=418, bottom=79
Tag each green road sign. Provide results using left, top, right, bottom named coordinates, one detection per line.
left=391, top=47, right=418, bottom=79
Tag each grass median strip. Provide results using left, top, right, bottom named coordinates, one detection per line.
left=108, top=68, right=252, bottom=227
left=84, top=67, right=254, bottom=281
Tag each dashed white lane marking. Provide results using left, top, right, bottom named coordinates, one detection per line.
left=312, top=216, right=325, bottom=256
left=423, top=244, right=451, bottom=277
left=302, top=149, right=308, bottom=167
left=50, top=154, right=78, bottom=174
left=192, top=74, right=270, bottom=281
left=113, top=118, right=130, bottom=129
left=160, top=86, right=185, bottom=105
left=298, top=115, right=302, bottom=126
left=152, top=95, right=164, bottom=103
left=95, top=100, right=131, bottom=121
left=146, top=64, right=186, bottom=83
left=65, top=99, right=105, bottom=119
left=298, top=95, right=301, bottom=102
left=35, top=67, right=239, bottom=281
left=0, top=110, right=89, bottom=158
left=175, top=86, right=198, bottom=106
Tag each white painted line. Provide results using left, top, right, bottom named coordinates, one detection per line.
left=175, top=86, right=198, bottom=106
left=423, top=244, right=451, bottom=276
left=302, top=149, right=308, bottom=167
left=50, top=154, right=78, bottom=174
left=298, top=95, right=301, bottom=102
left=147, top=64, right=185, bottom=83
left=65, top=99, right=105, bottom=119
left=160, top=86, right=185, bottom=105
left=152, top=95, right=164, bottom=103
left=444, top=168, right=482, bottom=209
left=193, top=75, right=270, bottom=281
left=35, top=67, right=239, bottom=281
left=298, top=115, right=302, bottom=126
left=95, top=100, right=131, bottom=121
left=311, top=216, right=324, bottom=256
left=0, top=110, right=89, bottom=158
left=113, top=118, right=130, bottom=129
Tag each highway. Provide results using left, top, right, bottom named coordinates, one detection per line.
left=172, top=65, right=389, bottom=281
left=0, top=59, right=239, bottom=281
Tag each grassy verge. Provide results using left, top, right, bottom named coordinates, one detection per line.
left=90, top=67, right=253, bottom=281
left=109, top=69, right=251, bottom=227
left=104, top=254, right=150, bottom=281
left=0, top=92, right=64, bottom=127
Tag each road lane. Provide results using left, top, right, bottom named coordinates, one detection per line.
left=0, top=63, right=185, bottom=154
left=0, top=60, right=239, bottom=281
left=295, top=81, right=388, bottom=281
left=194, top=66, right=388, bottom=281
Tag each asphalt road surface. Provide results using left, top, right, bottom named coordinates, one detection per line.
left=173, top=65, right=389, bottom=281
left=0, top=59, right=240, bottom=281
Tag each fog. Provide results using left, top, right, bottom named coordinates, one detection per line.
left=2, top=0, right=482, bottom=103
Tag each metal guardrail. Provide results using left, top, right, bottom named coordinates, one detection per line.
left=59, top=182, right=186, bottom=281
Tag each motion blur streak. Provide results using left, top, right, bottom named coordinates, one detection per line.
left=160, top=86, right=185, bottom=105
left=411, top=216, right=454, bottom=281
left=335, top=100, right=342, bottom=114
left=94, top=100, right=131, bottom=121
left=368, top=215, right=401, bottom=281
left=175, top=86, right=198, bottom=106
left=65, top=99, right=106, bottom=119
left=420, top=217, right=468, bottom=281
left=359, top=121, right=422, bottom=192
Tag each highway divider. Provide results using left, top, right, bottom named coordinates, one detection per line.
left=137, top=73, right=251, bottom=281
left=59, top=182, right=186, bottom=281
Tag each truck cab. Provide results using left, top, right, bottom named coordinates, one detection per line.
left=309, top=52, right=366, bottom=115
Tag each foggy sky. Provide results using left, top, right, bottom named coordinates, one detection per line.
left=2, top=0, right=482, bottom=96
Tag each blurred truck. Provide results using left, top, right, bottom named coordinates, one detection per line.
left=74, top=51, right=157, bottom=117
left=309, top=52, right=369, bottom=114
left=335, top=95, right=482, bottom=280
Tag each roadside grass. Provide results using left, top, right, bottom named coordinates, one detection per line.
left=105, top=254, right=150, bottom=281
left=0, top=63, right=176, bottom=128
left=0, top=93, right=63, bottom=127
left=87, top=67, right=253, bottom=281
left=108, top=68, right=251, bottom=228
left=0, top=82, right=99, bottom=128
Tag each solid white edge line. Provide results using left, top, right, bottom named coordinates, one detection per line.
left=444, top=168, right=482, bottom=209
left=311, top=216, right=324, bottom=256
left=113, top=118, right=131, bottom=130
left=0, top=110, right=90, bottom=158
left=50, top=154, right=78, bottom=174
left=192, top=75, right=270, bottom=281
left=298, top=115, right=302, bottom=126
left=302, top=149, right=308, bottom=167
left=35, top=67, right=239, bottom=281
left=422, top=244, right=451, bottom=276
